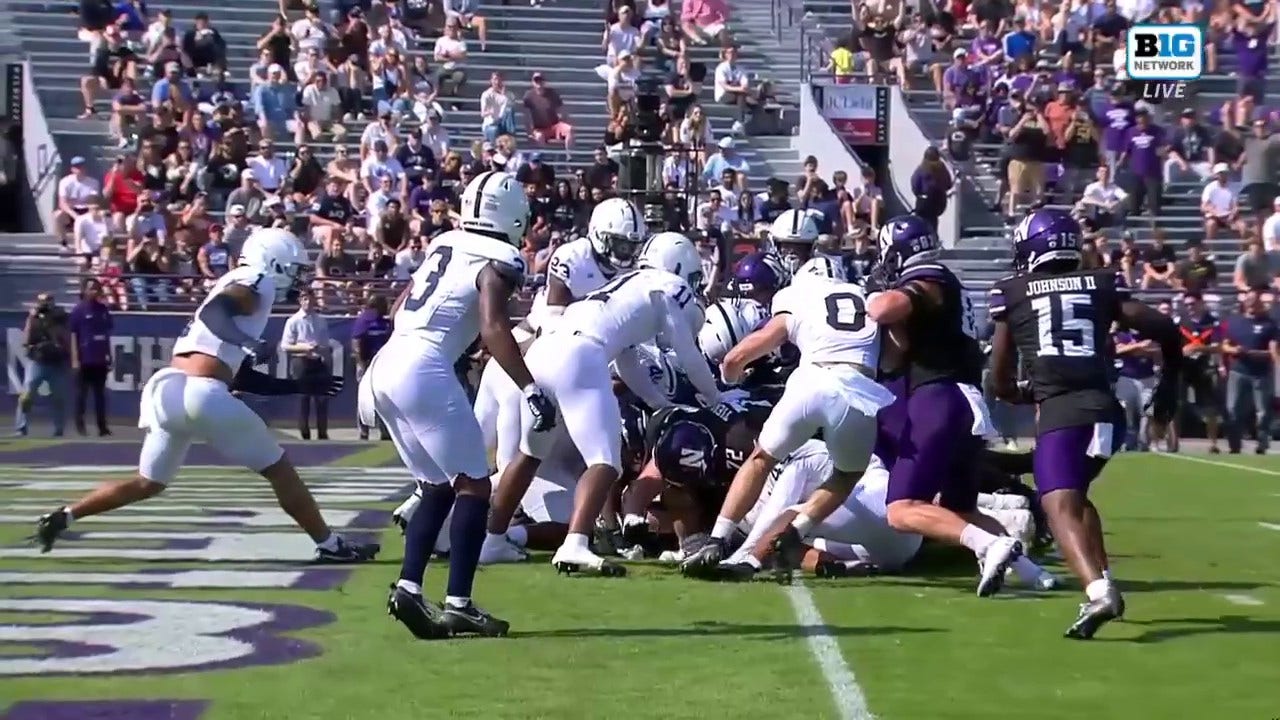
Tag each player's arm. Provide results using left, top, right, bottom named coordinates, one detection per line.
left=866, top=279, right=941, bottom=325
left=478, top=262, right=537, bottom=391
left=1119, top=299, right=1183, bottom=422
left=612, top=346, right=674, bottom=410
left=721, top=315, right=788, bottom=385
left=986, top=284, right=1027, bottom=404
left=654, top=290, right=721, bottom=405
left=390, top=280, right=412, bottom=317
left=541, top=253, right=573, bottom=331
left=196, top=281, right=269, bottom=354
left=232, top=358, right=343, bottom=396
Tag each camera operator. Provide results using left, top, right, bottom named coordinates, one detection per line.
left=15, top=294, right=71, bottom=436
left=280, top=290, right=333, bottom=440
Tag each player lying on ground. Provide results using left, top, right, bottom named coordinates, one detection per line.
left=364, top=170, right=557, bottom=639
left=32, top=228, right=379, bottom=563
left=988, top=207, right=1181, bottom=639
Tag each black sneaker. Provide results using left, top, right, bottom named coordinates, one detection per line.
left=1065, top=588, right=1126, bottom=640
left=814, top=558, right=878, bottom=579
left=314, top=536, right=380, bottom=563
left=442, top=602, right=509, bottom=637
left=31, top=509, right=70, bottom=553
left=770, top=526, right=806, bottom=585
left=678, top=537, right=727, bottom=579
left=714, top=561, right=758, bottom=582
left=386, top=585, right=449, bottom=640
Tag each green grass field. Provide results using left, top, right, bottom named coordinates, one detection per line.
left=1, top=451, right=1278, bottom=720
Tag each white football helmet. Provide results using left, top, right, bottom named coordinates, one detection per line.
left=239, top=227, right=308, bottom=300
left=588, top=197, right=646, bottom=270
left=700, top=298, right=768, bottom=364
left=460, top=171, right=529, bottom=245
left=793, top=255, right=846, bottom=284
left=769, top=209, right=821, bottom=273
left=639, top=231, right=703, bottom=290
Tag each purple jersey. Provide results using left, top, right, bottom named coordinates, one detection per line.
left=1114, top=330, right=1155, bottom=379
left=1231, top=28, right=1270, bottom=78
left=1122, top=124, right=1166, bottom=179
left=1101, top=101, right=1135, bottom=153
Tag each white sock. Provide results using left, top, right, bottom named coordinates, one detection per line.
left=444, top=595, right=470, bottom=609
left=1085, top=578, right=1113, bottom=602
left=790, top=513, right=814, bottom=536
left=564, top=532, right=590, bottom=551
left=1010, top=556, right=1042, bottom=582
left=742, top=554, right=762, bottom=570
left=959, top=524, right=997, bottom=555
left=1102, top=569, right=1113, bottom=581
left=317, top=534, right=340, bottom=552
left=395, top=579, right=422, bottom=595
left=711, top=516, right=736, bottom=540
left=63, top=507, right=75, bottom=524
left=506, top=525, right=528, bottom=548
left=485, top=531, right=507, bottom=546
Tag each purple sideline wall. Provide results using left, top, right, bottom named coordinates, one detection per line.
left=1, top=311, right=362, bottom=422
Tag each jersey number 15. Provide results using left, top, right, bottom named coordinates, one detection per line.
left=1031, top=293, right=1096, bottom=358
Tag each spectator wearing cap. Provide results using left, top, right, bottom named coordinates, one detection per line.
left=182, top=12, right=227, bottom=77
left=524, top=72, right=574, bottom=160
left=150, top=61, right=194, bottom=112
left=1201, top=163, right=1249, bottom=243
left=1240, top=119, right=1280, bottom=223
left=1118, top=109, right=1167, bottom=217
left=714, top=46, right=769, bottom=131
left=248, top=140, right=289, bottom=194
left=702, top=136, right=749, bottom=188
left=224, top=204, right=254, bottom=249
left=941, top=48, right=982, bottom=112
left=56, top=157, right=101, bottom=243
left=1165, top=108, right=1214, bottom=186
left=480, top=72, right=518, bottom=144
left=516, top=152, right=555, bottom=194
left=681, top=0, right=730, bottom=46
left=396, top=129, right=438, bottom=186
left=606, top=51, right=640, bottom=118
left=362, top=140, right=407, bottom=197
left=281, top=290, right=333, bottom=440
left=252, top=64, right=300, bottom=142
left=360, top=111, right=401, bottom=160
left=227, top=170, right=268, bottom=222
left=443, top=0, right=489, bottom=51
left=433, top=20, right=469, bottom=96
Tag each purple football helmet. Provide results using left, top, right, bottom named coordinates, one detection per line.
left=876, top=214, right=940, bottom=281
left=731, top=251, right=788, bottom=302
left=652, top=419, right=718, bottom=488
left=1012, top=208, right=1083, bottom=274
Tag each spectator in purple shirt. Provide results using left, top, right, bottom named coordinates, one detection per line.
left=68, top=279, right=113, bottom=436
left=1100, top=85, right=1135, bottom=170
left=1231, top=19, right=1271, bottom=104
left=942, top=49, right=983, bottom=111
left=1113, top=327, right=1157, bottom=450
left=969, top=20, right=1004, bottom=68
left=351, top=294, right=392, bottom=441
left=1119, top=109, right=1167, bottom=217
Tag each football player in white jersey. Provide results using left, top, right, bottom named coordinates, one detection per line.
left=32, top=229, right=379, bottom=564
left=680, top=264, right=896, bottom=574
left=365, top=171, right=556, bottom=639
left=723, top=442, right=922, bottom=580
left=494, top=231, right=722, bottom=576
left=765, top=209, right=820, bottom=275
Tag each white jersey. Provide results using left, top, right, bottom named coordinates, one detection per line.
left=528, top=238, right=614, bottom=330
left=559, top=268, right=701, bottom=361
left=172, top=265, right=276, bottom=371
left=770, top=279, right=880, bottom=368
left=392, top=229, right=526, bottom=362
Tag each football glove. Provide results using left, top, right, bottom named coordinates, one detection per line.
left=524, top=385, right=557, bottom=432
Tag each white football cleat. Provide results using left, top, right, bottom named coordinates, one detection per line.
left=551, top=543, right=626, bottom=577
left=976, top=536, right=1023, bottom=597
left=392, top=489, right=422, bottom=533
left=479, top=534, right=529, bottom=565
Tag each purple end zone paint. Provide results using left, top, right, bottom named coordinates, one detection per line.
left=0, top=442, right=361, bottom=467
left=0, top=600, right=334, bottom=677
left=2, top=699, right=210, bottom=720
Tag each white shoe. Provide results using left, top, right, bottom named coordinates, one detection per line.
left=977, top=492, right=1029, bottom=511
left=1031, top=571, right=1061, bottom=591
left=479, top=533, right=529, bottom=564
left=391, top=489, right=422, bottom=532
left=976, top=536, right=1023, bottom=597
left=551, top=543, right=626, bottom=577
left=1003, top=439, right=1020, bottom=452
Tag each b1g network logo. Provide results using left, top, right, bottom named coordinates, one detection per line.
left=1125, top=24, right=1203, bottom=100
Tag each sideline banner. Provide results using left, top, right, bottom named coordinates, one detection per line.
left=815, top=83, right=889, bottom=145
left=2, top=311, right=359, bottom=421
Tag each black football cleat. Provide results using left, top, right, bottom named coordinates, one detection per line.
left=442, top=602, right=510, bottom=638
left=678, top=537, right=727, bottom=579
left=1064, top=589, right=1126, bottom=640
left=386, top=585, right=449, bottom=640
left=814, top=559, right=878, bottom=579
left=314, top=536, right=380, bottom=563
left=31, top=509, right=70, bottom=553
left=592, top=521, right=628, bottom=557
left=770, top=526, right=806, bottom=585
left=715, top=561, right=759, bottom=583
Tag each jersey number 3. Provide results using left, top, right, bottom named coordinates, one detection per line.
left=824, top=292, right=867, bottom=332
left=1032, top=293, right=1096, bottom=358
left=402, top=247, right=454, bottom=312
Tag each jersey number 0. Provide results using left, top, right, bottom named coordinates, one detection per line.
left=824, top=292, right=867, bottom=332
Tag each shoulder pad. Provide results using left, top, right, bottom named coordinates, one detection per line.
left=898, top=263, right=956, bottom=287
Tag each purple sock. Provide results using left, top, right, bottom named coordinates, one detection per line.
left=399, top=483, right=456, bottom=586
left=446, top=493, right=490, bottom=600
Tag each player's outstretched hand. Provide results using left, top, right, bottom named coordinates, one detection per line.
left=324, top=376, right=345, bottom=397
left=525, top=386, right=557, bottom=432
left=243, top=338, right=273, bottom=364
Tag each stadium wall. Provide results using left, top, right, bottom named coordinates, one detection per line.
left=798, top=82, right=870, bottom=197
left=15, top=59, right=59, bottom=234
left=888, top=86, right=959, bottom=249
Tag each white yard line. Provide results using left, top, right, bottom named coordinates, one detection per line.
left=1159, top=453, right=1280, bottom=476
left=784, top=583, right=875, bottom=720
left=1259, top=522, right=1280, bottom=532
left=1221, top=593, right=1266, bottom=607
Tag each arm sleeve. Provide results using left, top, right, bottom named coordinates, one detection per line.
left=654, top=291, right=720, bottom=404
left=233, top=363, right=304, bottom=396
left=611, top=346, right=673, bottom=410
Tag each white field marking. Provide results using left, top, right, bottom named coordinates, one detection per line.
left=1221, top=593, right=1266, bottom=607
left=43, top=465, right=413, bottom=476
left=1259, top=522, right=1280, bottom=532
left=1160, top=454, right=1280, bottom=476
left=0, top=508, right=367, bottom=527
left=783, top=583, right=875, bottom=720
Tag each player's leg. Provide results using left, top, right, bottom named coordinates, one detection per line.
left=479, top=361, right=539, bottom=562
left=1114, top=376, right=1141, bottom=450
left=1034, top=420, right=1125, bottom=639
left=715, top=452, right=816, bottom=581
left=885, top=382, right=1022, bottom=597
